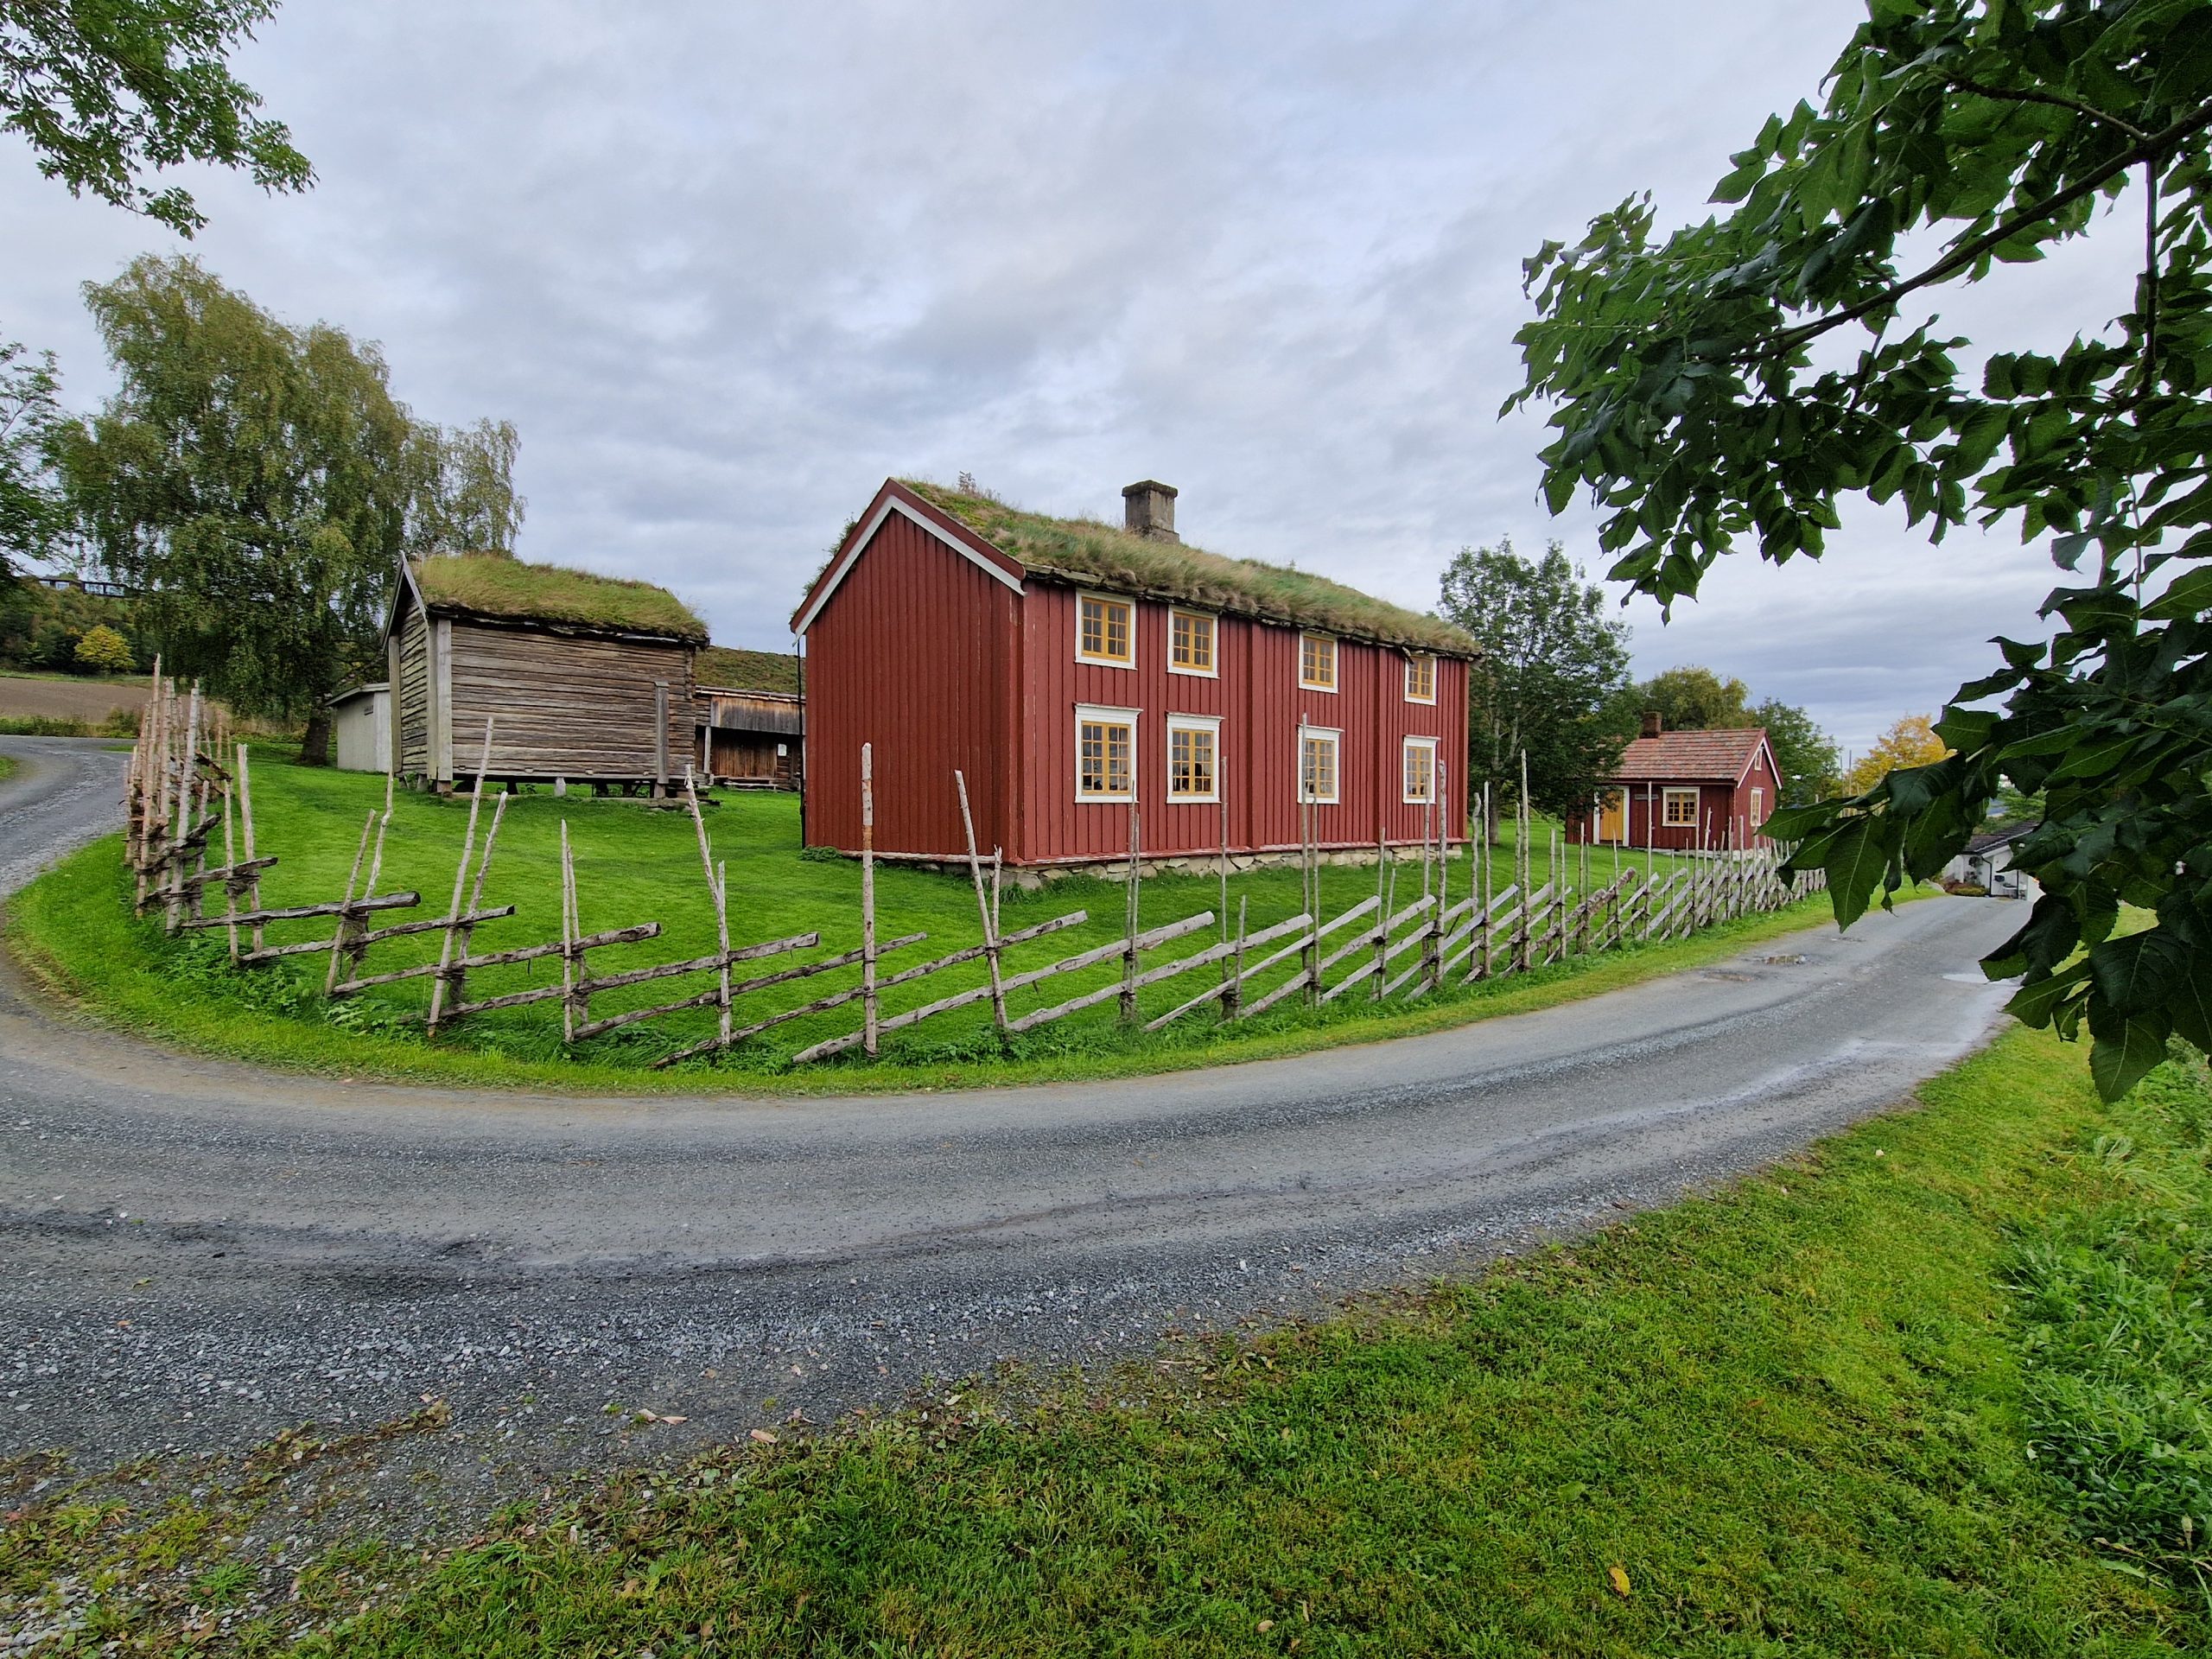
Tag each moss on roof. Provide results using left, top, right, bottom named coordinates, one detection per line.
left=899, top=479, right=1474, bottom=656
left=412, top=553, right=708, bottom=644
left=697, top=645, right=801, bottom=695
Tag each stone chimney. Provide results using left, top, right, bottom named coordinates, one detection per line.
left=1641, top=709, right=1663, bottom=740
left=1122, top=480, right=1179, bottom=543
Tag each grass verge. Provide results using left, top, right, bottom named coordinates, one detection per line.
left=3, top=751, right=1888, bottom=1095
left=4, top=1027, right=2206, bottom=1654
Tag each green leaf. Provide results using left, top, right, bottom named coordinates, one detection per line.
left=2089, top=1015, right=2173, bottom=1103
left=1821, top=817, right=1891, bottom=932
left=2145, top=564, right=2212, bottom=621
left=2089, top=930, right=2189, bottom=1015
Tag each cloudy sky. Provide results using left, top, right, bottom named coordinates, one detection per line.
left=3, top=1, right=2139, bottom=759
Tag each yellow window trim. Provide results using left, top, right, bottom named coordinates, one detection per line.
left=1299, top=632, right=1338, bottom=693
left=1075, top=702, right=1139, bottom=802
left=1167, top=607, right=1218, bottom=678
left=1076, top=590, right=1135, bottom=669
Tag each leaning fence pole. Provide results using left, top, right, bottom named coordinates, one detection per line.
left=324, top=810, right=378, bottom=995
left=235, top=743, right=264, bottom=955
left=220, top=782, right=240, bottom=963
left=1120, top=798, right=1141, bottom=1023
left=428, top=718, right=495, bottom=1033
left=166, top=685, right=201, bottom=931
left=559, top=822, right=579, bottom=1042
left=861, top=741, right=879, bottom=1057
left=954, top=769, right=1007, bottom=1032
left=1224, top=894, right=1249, bottom=1020
left=683, top=767, right=734, bottom=1048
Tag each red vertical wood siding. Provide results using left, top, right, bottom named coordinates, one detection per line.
left=804, top=516, right=1470, bottom=865
left=1015, top=580, right=1465, bottom=863
left=803, top=513, right=1018, bottom=857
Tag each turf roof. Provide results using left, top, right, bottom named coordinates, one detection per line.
left=411, top=553, right=708, bottom=644
left=899, top=480, right=1476, bottom=657
left=697, top=644, right=802, bottom=695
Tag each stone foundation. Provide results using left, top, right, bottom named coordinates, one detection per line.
left=874, top=845, right=1466, bottom=893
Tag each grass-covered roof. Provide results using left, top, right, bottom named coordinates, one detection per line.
left=697, top=645, right=802, bottom=695
left=900, top=480, right=1475, bottom=657
left=412, top=553, right=708, bottom=644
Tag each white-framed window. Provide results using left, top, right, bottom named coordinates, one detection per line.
left=1166, top=713, right=1222, bottom=803
left=1075, top=703, right=1138, bottom=801
left=1299, top=632, right=1338, bottom=692
left=1662, top=786, right=1700, bottom=828
left=1168, top=607, right=1217, bottom=677
left=1750, top=786, right=1764, bottom=827
left=1077, top=591, right=1134, bottom=668
left=1402, top=736, right=1437, bottom=804
left=1403, top=652, right=1436, bottom=704
left=1298, top=724, right=1340, bottom=804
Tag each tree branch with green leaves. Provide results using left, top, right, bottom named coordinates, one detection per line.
left=1510, top=0, right=2212, bottom=1098
left=1, top=0, right=311, bottom=235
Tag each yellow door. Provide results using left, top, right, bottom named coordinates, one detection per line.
left=1599, top=789, right=1626, bottom=842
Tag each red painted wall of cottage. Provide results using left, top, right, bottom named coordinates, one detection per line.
left=805, top=511, right=1470, bottom=865
left=803, top=512, right=1020, bottom=858
left=1573, top=744, right=1786, bottom=851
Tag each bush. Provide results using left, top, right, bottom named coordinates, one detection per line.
left=73, top=623, right=134, bottom=673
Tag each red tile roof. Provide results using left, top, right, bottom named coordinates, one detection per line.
left=1608, top=728, right=1769, bottom=784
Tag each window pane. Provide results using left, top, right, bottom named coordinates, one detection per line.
left=1405, top=741, right=1433, bottom=799
left=1173, top=611, right=1214, bottom=671
left=1169, top=726, right=1217, bottom=796
left=1082, top=596, right=1130, bottom=661
left=1081, top=720, right=1133, bottom=796
left=1301, top=635, right=1334, bottom=686
left=1301, top=734, right=1336, bottom=799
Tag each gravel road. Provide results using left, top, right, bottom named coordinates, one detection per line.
left=0, top=734, right=2024, bottom=1497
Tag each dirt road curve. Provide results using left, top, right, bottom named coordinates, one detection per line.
left=0, top=734, right=2023, bottom=1479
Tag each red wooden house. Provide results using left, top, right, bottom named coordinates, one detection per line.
left=1569, top=715, right=1784, bottom=851
left=791, top=478, right=1477, bottom=869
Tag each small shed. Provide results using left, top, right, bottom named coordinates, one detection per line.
left=384, top=554, right=706, bottom=791
left=330, top=683, right=391, bottom=772
left=1571, top=715, right=1783, bottom=851
left=1946, top=827, right=2031, bottom=896
left=695, top=645, right=804, bottom=790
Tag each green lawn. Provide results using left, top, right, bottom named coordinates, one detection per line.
left=7, top=1028, right=2205, bottom=1655
left=0, top=753, right=16, bottom=784
left=5, top=748, right=1839, bottom=1091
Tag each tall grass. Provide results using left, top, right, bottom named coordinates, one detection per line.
left=2007, top=1050, right=2212, bottom=1589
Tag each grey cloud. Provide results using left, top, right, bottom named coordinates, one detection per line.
left=0, top=0, right=2108, bottom=746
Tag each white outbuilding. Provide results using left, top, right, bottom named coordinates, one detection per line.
left=330, top=683, right=391, bottom=773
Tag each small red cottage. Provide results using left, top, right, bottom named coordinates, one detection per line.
left=791, top=478, right=1477, bottom=868
left=1570, top=715, right=1783, bottom=851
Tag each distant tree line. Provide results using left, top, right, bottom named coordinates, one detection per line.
left=2, top=257, right=523, bottom=762
left=1436, top=540, right=1839, bottom=837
